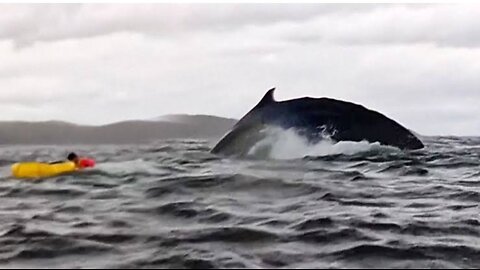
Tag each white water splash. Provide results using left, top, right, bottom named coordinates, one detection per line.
left=247, top=126, right=398, bottom=160
left=95, top=159, right=167, bottom=175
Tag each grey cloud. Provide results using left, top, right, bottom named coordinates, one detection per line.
left=0, top=4, right=380, bottom=46
left=1, top=4, right=435, bottom=48
left=2, top=4, right=480, bottom=48
left=263, top=5, right=480, bottom=48
left=0, top=4, right=479, bottom=136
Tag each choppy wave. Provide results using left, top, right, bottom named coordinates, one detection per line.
left=0, top=135, right=479, bottom=268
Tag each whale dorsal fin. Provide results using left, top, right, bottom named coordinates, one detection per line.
left=256, top=88, right=276, bottom=108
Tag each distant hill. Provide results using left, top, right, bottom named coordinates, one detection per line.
left=153, top=114, right=237, bottom=125
left=0, top=115, right=238, bottom=145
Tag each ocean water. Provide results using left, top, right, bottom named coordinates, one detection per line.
left=0, top=133, right=480, bottom=268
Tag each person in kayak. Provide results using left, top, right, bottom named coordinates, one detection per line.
left=67, top=152, right=80, bottom=166
left=49, top=152, right=79, bottom=166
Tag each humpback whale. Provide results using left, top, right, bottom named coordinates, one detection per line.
left=211, top=88, right=424, bottom=156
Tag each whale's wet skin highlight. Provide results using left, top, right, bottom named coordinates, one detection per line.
left=0, top=135, right=479, bottom=268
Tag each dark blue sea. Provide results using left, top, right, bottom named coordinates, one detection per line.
left=0, top=135, right=480, bottom=268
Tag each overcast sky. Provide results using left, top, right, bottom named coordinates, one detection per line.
left=0, top=3, right=479, bottom=136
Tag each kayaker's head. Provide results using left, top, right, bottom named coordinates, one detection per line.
left=67, top=152, right=79, bottom=165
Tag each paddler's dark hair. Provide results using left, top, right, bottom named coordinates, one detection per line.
left=67, top=152, right=78, bottom=161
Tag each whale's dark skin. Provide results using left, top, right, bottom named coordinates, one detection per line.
left=211, top=88, right=424, bottom=156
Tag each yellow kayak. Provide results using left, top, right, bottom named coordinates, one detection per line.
left=11, top=161, right=77, bottom=179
